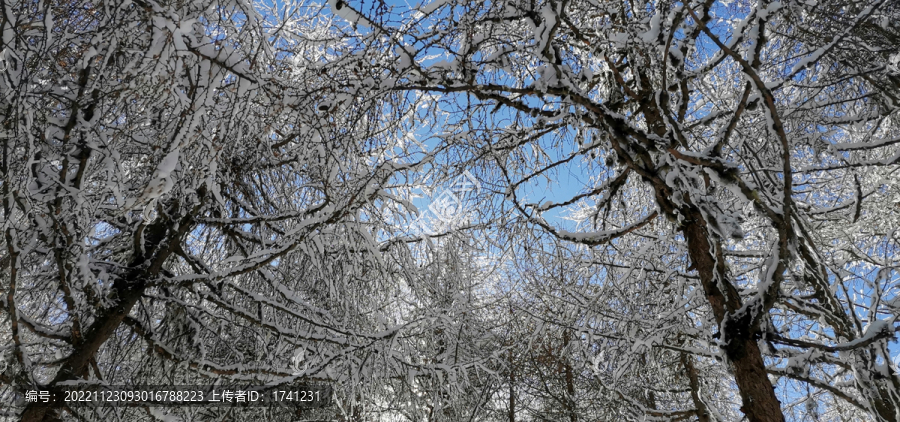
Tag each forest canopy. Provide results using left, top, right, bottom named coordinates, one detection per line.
left=1, top=0, right=899, bottom=421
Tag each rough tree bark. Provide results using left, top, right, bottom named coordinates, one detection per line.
left=681, top=352, right=711, bottom=422
left=683, top=220, right=784, bottom=422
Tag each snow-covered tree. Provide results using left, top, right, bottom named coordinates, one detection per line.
left=3, top=0, right=900, bottom=421
left=0, top=0, right=502, bottom=420
left=355, top=0, right=900, bottom=420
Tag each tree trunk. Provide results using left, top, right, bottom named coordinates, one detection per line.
left=631, top=77, right=786, bottom=420
left=20, top=208, right=192, bottom=422
left=683, top=218, right=784, bottom=422
left=20, top=281, right=149, bottom=422
left=681, top=352, right=711, bottom=422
